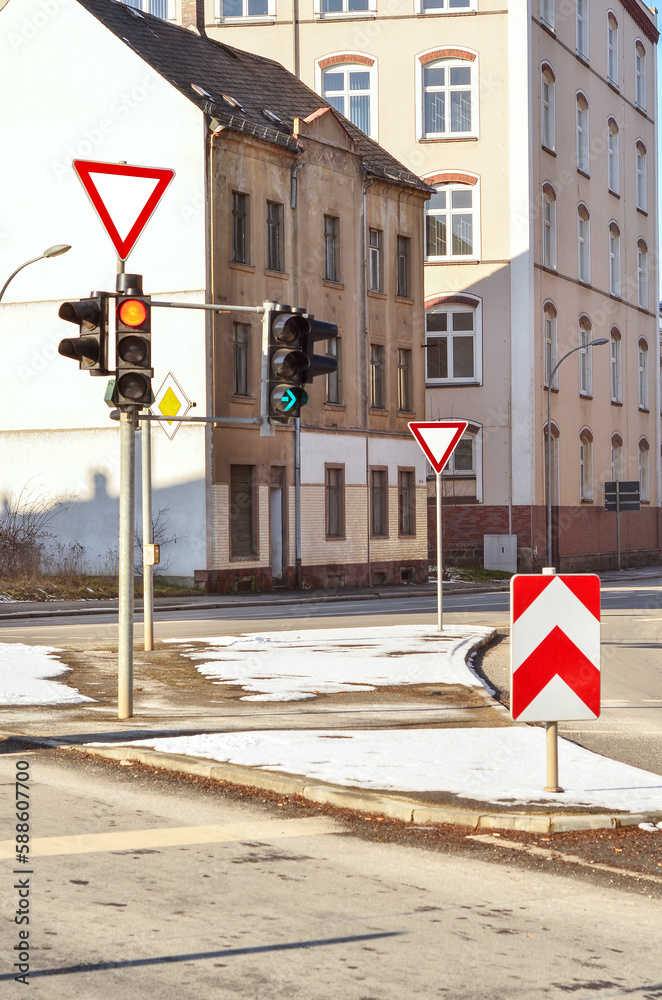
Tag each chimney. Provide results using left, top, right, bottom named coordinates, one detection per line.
left=181, top=0, right=207, bottom=36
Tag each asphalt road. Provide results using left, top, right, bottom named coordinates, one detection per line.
left=1, top=748, right=660, bottom=999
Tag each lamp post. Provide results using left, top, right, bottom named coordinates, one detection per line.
left=0, top=244, right=71, bottom=304
left=546, top=337, right=608, bottom=568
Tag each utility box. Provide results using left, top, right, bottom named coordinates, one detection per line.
left=484, top=534, right=517, bottom=574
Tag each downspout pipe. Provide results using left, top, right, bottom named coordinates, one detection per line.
left=363, top=175, right=374, bottom=583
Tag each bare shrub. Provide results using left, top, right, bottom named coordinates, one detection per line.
left=0, top=483, right=65, bottom=577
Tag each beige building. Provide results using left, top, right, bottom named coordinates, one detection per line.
left=162, top=0, right=660, bottom=571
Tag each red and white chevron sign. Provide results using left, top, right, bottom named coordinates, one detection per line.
left=510, top=574, right=601, bottom=722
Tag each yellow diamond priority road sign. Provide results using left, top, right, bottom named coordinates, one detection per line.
left=152, top=373, right=192, bottom=440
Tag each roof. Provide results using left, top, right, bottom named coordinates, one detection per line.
left=73, top=0, right=431, bottom=194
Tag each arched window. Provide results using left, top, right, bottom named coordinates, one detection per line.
left=636, top=141, right=647, bottom=211
left=638, top=338, right=649, bottom=410
left=320, top=59, right=376, bottom=138
left=639, top=438, right=650, bottom=502
left=607, top=118, right=619, bottom=193
left=542, top=183, right=557, bottom=269
left=609, top=222, right=620, bottom=296
left=578, top=315, right=593, bottom=397
left=576, top=0, right=588, bottom=58
left=424, top=177, right=479, bottom=261
left=577, top=203, right=590, bottom=284
left=419, top=54, right=476, bottom=139
left=637, top=239, right=648, bottom=310
left=607, top=12, right=618, bottom=85
left=441, top=422, right=483, bottom=503
left=541, top=64, right=555, bottom=150
left=635, top=41, right=646, bottom=109
left=543, top=301, right=558, bottom=389
left=580, top=428, right=594, bottom=501
left=425, top=296, right=481, bottom=384
left=576, top=93, right=589, bottom=173
left=544, top=422, right=560, bottom=505
left=610, top=327, right=622, bottom=403
left=611, top=433, right=623, bottom=482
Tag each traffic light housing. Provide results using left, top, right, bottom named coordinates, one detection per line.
left=301, top=315, right=339, bottom=385
left=267, top=306, right=311, bottom=420
left=114, top=281, right=152, bottom=409
left=58, top=294, right=110, bottom=375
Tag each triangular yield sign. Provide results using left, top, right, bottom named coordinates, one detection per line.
left=73, top=160, right=175, bottom=260
left=408, top=420, right=469, bottom=474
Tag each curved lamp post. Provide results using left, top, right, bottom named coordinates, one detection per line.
left=546, top=337, right=608, bottom=568
left=0, top=244, right=71, bottom=304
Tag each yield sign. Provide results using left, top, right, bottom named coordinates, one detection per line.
left=408, top=420, right=468, bottom=474
left=510, top=574, right=601, bottom=722
left=73, top=159, right=175, bottom=260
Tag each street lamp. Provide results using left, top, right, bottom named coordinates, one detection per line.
left=546, top=337, right=608, bottom=568
left=0, top=244, right=71, bottom=304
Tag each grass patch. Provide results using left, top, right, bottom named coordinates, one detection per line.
left=0, top=575, right=201, bottom=602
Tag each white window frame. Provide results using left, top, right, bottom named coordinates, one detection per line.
left=318, top=58, right=377, bottom=140
left=609, top=222, right=621, bottom=297
left=215, top=0, right=275, bottom=21
left=416, top=0, right=476, bottom=13
left=541, top=64, right=555, bottom=151
left=607, top=12, right=618, bottom=86
left=610, top=327, right=622, bottom=403
left=635, top=41, right=646, bottom=109
left=636, top=141, right=647, bottom=212
left=580, top=431, right=594, bottom=502
left=638, top=339, right=649, bottom=410
left=576, top=94, right=589, bottom=174
left=576, top=0, right=588, bottom=59
left=544, top=425, right=560, bottom=505
left=607, top=118, right=619, bottom=194
left=577, top=204, right=591, bottom=284
left=639, top=439, right=650, bottom=501
left=368, top=227, right=383, bottom=292
left=543, top=302, right=558, bottom=389
left=611, top=435, right=623, bottom=482
left=425, top=299, right=482, bottom=386
left=637, top=240, right=648, bottom=310
left=424, top=179, right=480, bottom=262
left=417, top=52, right=479, bottom=141
left=314, top=0, right=377, bottom=18
left=441, top=423, right=484, bottom=503
left=541, top=0, right=555, bottom=30
left=542, top=184, right=557, bottom=270
left=578, top=318, right=593, bottom=397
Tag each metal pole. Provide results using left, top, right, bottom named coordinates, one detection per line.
left=547, top=381, right=552, bottom=568
left=118, top=409, right=136, bottom=720
left=142, top=412, right=154, bottom=652
left=544, top=721, right=563, bottom=792
left=436, top=472, right=443, bottom=631
left=616, top=484, right=621, bottom=571
left=295, top=416, right=302, bottom=589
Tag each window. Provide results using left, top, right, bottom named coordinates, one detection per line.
left=541, top=0, right=555, bottom=29
left=319, top=0, right=371, bottom=14
left=370, top=469, right=388, bottom=537
left=638, top=339, right=649, bottom=409
left=322, top=64, right=373, bottom=137
left=326, top=337, right=342, bottom=403
left=421, top=58, right=475, bottom=138
left=426, top=305, right=478, bottom=383
left=636, top=142, right=647, bottom=212
left=607, top=13, right=618, bottom=85
left=420, top=0, right=473, bottom=10
left=425, top=183, right=477, bottom=261
left=576, top=0, right=588, bottom=58
left=544, top=424, right=560, bottom=505
left=611, top=434, right=623, bottom=482
left=370, top=343, right=386, bottom=408
left=266, top=201, right=284, bottom=271
left=232, top=192, right=249, bottom=264
left=398, top=470, right=416, bottom=536
left=609, top=222, right=620, bottom=296
left=607, top=119, right=619, bottom=193
left=635, top=41, right=646, bottom=109
left=396, top=236, right=411, bottom=297
left=639, top=439, right=650, bottom=502
left=543, top=302, right=558, bottom=389
left=220, top=0, right=269, bottom=16
left=577, top=204, right=590, bottom=284
left=230, top=465, right=257, bottom=558
left=637, top=239, right=648, bottom=310
left=576, top=94, right=589, bottom=174
left=398, top=348, right=413, bottom=412
left=580, top=430, right=594, bottom=501
left=542, top=184, right=557, bottom=269
left=368, top=228, right=383, bottom=292
left=232, top=323, right=250, bottom=396
left=610, top=327, right=622, bottom=403
left=541, top=65, right=555, bottom=151
left=324, top=215, right=340, bottom=282
left=325, top=465, right=345, bottom=538
left=578, top=317, right=593, bottom=397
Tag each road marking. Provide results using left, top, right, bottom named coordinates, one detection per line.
left=467, top=834, right=662, bottom=883
left=0, top=816, right=339, bottom=859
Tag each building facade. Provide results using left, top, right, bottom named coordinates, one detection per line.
left=180, top=0, right=661, bottom=571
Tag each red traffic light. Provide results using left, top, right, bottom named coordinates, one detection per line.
left=118, top=298, right=148, bottom=327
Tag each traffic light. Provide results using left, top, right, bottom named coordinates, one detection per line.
left=58, top=294, right=110, bottom=375
left=267, top=305, right=311, bottom=420
left=114, top=284, right=152, bottom=409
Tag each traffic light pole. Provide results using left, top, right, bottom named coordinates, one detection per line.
left=118, top=409, right=136, bottom=719
left=142, top=413, right=154, bottom=652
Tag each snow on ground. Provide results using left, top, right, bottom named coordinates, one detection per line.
left=0, top=644, right=94, bottom=705
left=167, top=625, right=494, bottom=701
left=102, top=727, right=662, bottom=813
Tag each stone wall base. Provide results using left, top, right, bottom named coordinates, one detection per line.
left=194, top=559, right=428, bottom=593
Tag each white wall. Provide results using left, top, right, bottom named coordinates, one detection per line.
left=0, top=0, right=208, bottom=576
left=301, top=431, right=427, bottom=486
